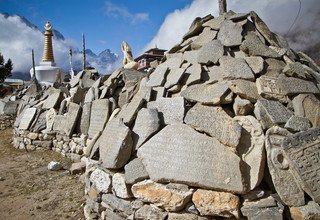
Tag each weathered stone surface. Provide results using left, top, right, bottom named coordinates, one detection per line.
left=233, top=96, right=254, bottom=116
left=218, top=20, right=243, bottom=47
left=135, top=205, right=167, bottom=220
left=84, top=87, right=95, bottom=103
left=70, top=86, right=87, bottom=104
left=277, top=74, right=319, bottom=96
left=220, top=56, right=255, bottom=81
left=264, top=58, right=286, bottom=77
left=254, top=99, right=293, bottom=129
left=161, top=57, right=183, bottom=70
left=69, top=71, right=83, bottom=88
left=265, top=126, right=305, bottom=206
left=240, top=32, right=281, bottom=58
left=69, top=162, right=86, bottom=175
left=197, top=40, right=224, bottom=65
left=80, top=102, right=91, bottom=135
left=31, top=111, right=46, bottom=132
left=42, top=92, right=63, bottom=109
left=164, top=68, right=186, bottom=89
left=283, top=62, right=313, bottom=80
left=101, top=193, right=133, bottom=215
left=33, top=140, right=52, bottom=149
left=19, top=107, right=37, bottom=130
left=282, top=128, right=320, bottom=203
left=124, top=158, right=149, bottom=184
left=138, top=124, right=245, bottom=193
left=47, top=161, right=62, bottom=171
left=191, top=27, right=217, bottom=49
left=3, top=101, right=18, bottom=115
left=112, top=173, right=133, bottom=199
left=95, top=118, right=132, bottom=169
left=184, top=64, right=202, bottom=86
left=192, top=189, right=240, bottom=218
left=202, top=16, right=224, bottom=30
left=52, top=115, right=65, bottom=132
left=205, top=65, right=224, bottom=83
left=181, top=81, right=232, bottom=105
left=147, top=97, right=185, bottom=125
left=64, top=103, right=81, bottom=137
left=89, top=168, right=112, bottom=193
left=88, top=99, right=110, bottom=138
left=284, top=116, right=311, bottom=132
left=132, top=108, right=160, bottom=149
left=183, top=17, right=204, bottom=40
left=185, top=104, right=242, bottom=149
left=132, top=180, right=193, bottom=211
left=229, top=79, right=260, bottom=102
left=234, top=116, right=265, bottom=190
left=290, top=201, right=320, bottom=220
left=116, top=93, right=145, bottom=126
left=292, top=94, right=320, bottom=128
left=256, top=76, right=287, bottom=102
left=183, top=50, right=199, bottom=65
left=167, top=213, right=209, bottom=220
left=244, top=56, right=264, bottom=74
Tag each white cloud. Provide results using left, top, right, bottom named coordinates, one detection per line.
left=104, top=1, right=149, bottom=25
left=145, top=0, right=320, bottom=52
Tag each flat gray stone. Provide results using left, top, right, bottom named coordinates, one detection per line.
left=70, top=86, right=87, bottom=104
left=220, top=56, right=255, bottom=81
left=277, top=74, right=319, bottom=96
left=138, top=124, right=245, bottom=193
left=146, top=66, right=169, bottom=87
left=265, top=126, right=305, bottom=206
left=164, top=68, right=186, bottom=89
left=283, top=62, right=312, bottom=80
left=218, top=20, right=243, bottom=47
left=233, top=96, right=253, bottom=116
left=42, top=92, right=63, bottom=109
left=89, top=168, right=112, bottom=193
left=112, top=173, right=133, bottom=199
left=88, top=99, right=110, bottom=138
left=229, top=79, right=260, bottom=102
left=31, top=111, right=47, bottom=132
left=206, top=66, right=224, bottom=83
left=184, top=103, right=242, bottom=149
left=124, top=158, right=149, bottom=184
left=197, top=40, right=224, bottom=65
left=184, top=64, right=202, bottom=86
left=234, top=116, right=265, bottom=190
left=244, top=56, right=264, bottom=74
left=168, top=213, right=209, bottom=220
left=183, top=50, right=199, bottom=65
left=181, top=81, right=232, bottom=105
left=64, top=103, right=81, bottom=137
left=52, top=115, right=66, bottom=133
left=240, top=33, right=281, bottom=58
left=132, top=108, right=160, bottom=149
left=80, top=102, right=91, bottom=135
left=84, top=87, right=95, bottom=103
left=292, top=94, right=320, bottom=128
left=3, top=101, right=18, bottom=115
left=95, top=118, right=133, bottom=169
left=151, top=87, right=166, bottom=101
left=254, top=99, right=293, bottom=129
left=284, top=116, right=311, bottom=132
left=46, top=108, right=57, bottom=131
left=161, top=57, right=184, bottom=70
left=191, top=27, right=218, bottom=49
left=282, top=128, right=320, bottom=203
left=101, top=193, right=133, bottom=215
left=202, top=16, right=225, bottom=30
left=69, top=71, right=84, bottom=88
left=264, top=58, right=286, bottom=77
left=19, top=107, right=37, bottom=130
left=135, top=205, right=167, bottom=220
left=147, top=97, right=185, bottom=125
left=256, top=76, right=287, bottom=102
left=183, top=17, right=204, bottom=40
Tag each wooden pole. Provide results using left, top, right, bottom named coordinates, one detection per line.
left=32, top=49, right=36, bottom=80
left=218, top=0, right=227, bottom=15
left=82, top=33, right=86, bottom=70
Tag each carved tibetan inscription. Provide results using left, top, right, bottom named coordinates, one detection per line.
left=282, top=128, right=320, bottom=203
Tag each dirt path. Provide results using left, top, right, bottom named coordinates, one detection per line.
left=0, top=128, right=85, bottom=220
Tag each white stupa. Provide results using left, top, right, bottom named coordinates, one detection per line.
left=30, top=22, right=61, bottom=86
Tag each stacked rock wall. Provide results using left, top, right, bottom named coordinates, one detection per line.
left=8, top=11, right=320, bottom=220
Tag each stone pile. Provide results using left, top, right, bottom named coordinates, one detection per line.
left=6, top=10, right=320, bottom=220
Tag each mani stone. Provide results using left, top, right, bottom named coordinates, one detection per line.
left=264, top=58, right=286, bottom=77
left=135, top=205, right=167, bottom=220
left=112, top=173, right=133, bottom=199
left=184, top=103, right=242, bottom=149
left=88, top=99, right=110, bottom=138
left=18, top=107, right=37, bottom=130
left=256, top=76, right=287, bottom=102
left=290, top=201, right=320, bottom=220
left=191, top=27, right=217, bottom=49
left=197, top=40, right=224, bottom=65
left=164, top=67, right=186, bottom=89
left=292, top=94, right=320, bottom=128
left=240, top=32, right=281, bottom=58
left=124, top=158, right=149, bottom=184
left=284, top=116, right=311, bottom=132
left=181, top=81, right=232, bottom=105
left=265, top=126, right=305, bottom=206
left=234, top=116, right=265, bottom=190
left=229, top=79, right=260, bottom=102
left=244, top=56, right=264, bottom=74
left=192, top=189, right=240, bottom=218
left=220, top=56, right=255, bottom=81
left=132, top=108, right=160, bottom=149
left=64, top=103, right=81, bottom=137
left=42, top=91, right=63, bottom=109
left=203, top=16, right=224, bottom=30
left=138, top=124, right=245, bottom=193
left=183, top=50, right=199, bottom=65
left=132, top=180, right=194, bottom=212
left=217, top=20, right=243, bottom=47
left=31, top=111, right=46, bottom=132
left=233, top=96, right=254, bottom=116
left=282, top=128, right=320, bottom=203
left=84, top=87, right=95, bottom=103
left=89, top=168, right=112, bottom=193
left=80, top=102, right=91, bottom=135
left=254, top=99, right=293, bottom=129
left=277, top=74, right=319, bottom=95
left=95, top=118, right=133, bottom=169
left=45, top=108, right=57, bottom=131
left=147, top=97, right=185, bottom=125
left=185, top=63, right=202, bottom=86
left=283, top=62, right=312, bottom=80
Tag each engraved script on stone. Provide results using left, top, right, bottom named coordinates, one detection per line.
left=256, top=76, right=287, bottom=102
left=88, top=99, right=110, bottom=138
left=282, top=128, right=320, bottom=203
left=265, top=126, right=305, bottom=206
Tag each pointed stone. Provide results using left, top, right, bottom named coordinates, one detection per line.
left=197, top=40, right=224, bottom=65
left=218, top=20, right=243, bottom=47
left=42, top=91, right=63, bottom=109
left=88, top=99, right=110, bottom=138
left=284, top=116, right=311, bottom=132
left=244, top=56, right=264, bottom=74
left=146, top=66, right=169, bottom=87
left=277, top=74, right=319, bottom=96
left=220, top=56, right=255, bottom=81
left=164, top=68, right=186, bottom=89
left=233, top=96, right=254, bottom=116
left=191, top=27, right=217, bottom=49
left=18, top=107, right=37, bottom=130
left=124, top=158, right=149, bottom=184
left=229, top=79, right=260, bottom=102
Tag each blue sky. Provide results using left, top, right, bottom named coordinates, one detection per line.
left=0, top=0, right=193, bottom=56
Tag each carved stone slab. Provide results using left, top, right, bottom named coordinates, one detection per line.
left=282, top=128, right=320, bottom=203
left=256, top=76, right=287, bottom=102
left=18, top=107, right=37, bottom=130
left=88, top=99, right=110, bottom=138
left=265, top=126, right=305, bottom=206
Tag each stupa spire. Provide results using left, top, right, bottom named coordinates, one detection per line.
left=42, top=21, right=55, bottom=62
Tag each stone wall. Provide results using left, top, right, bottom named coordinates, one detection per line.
left=0, top=115, right=14, bottom=130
